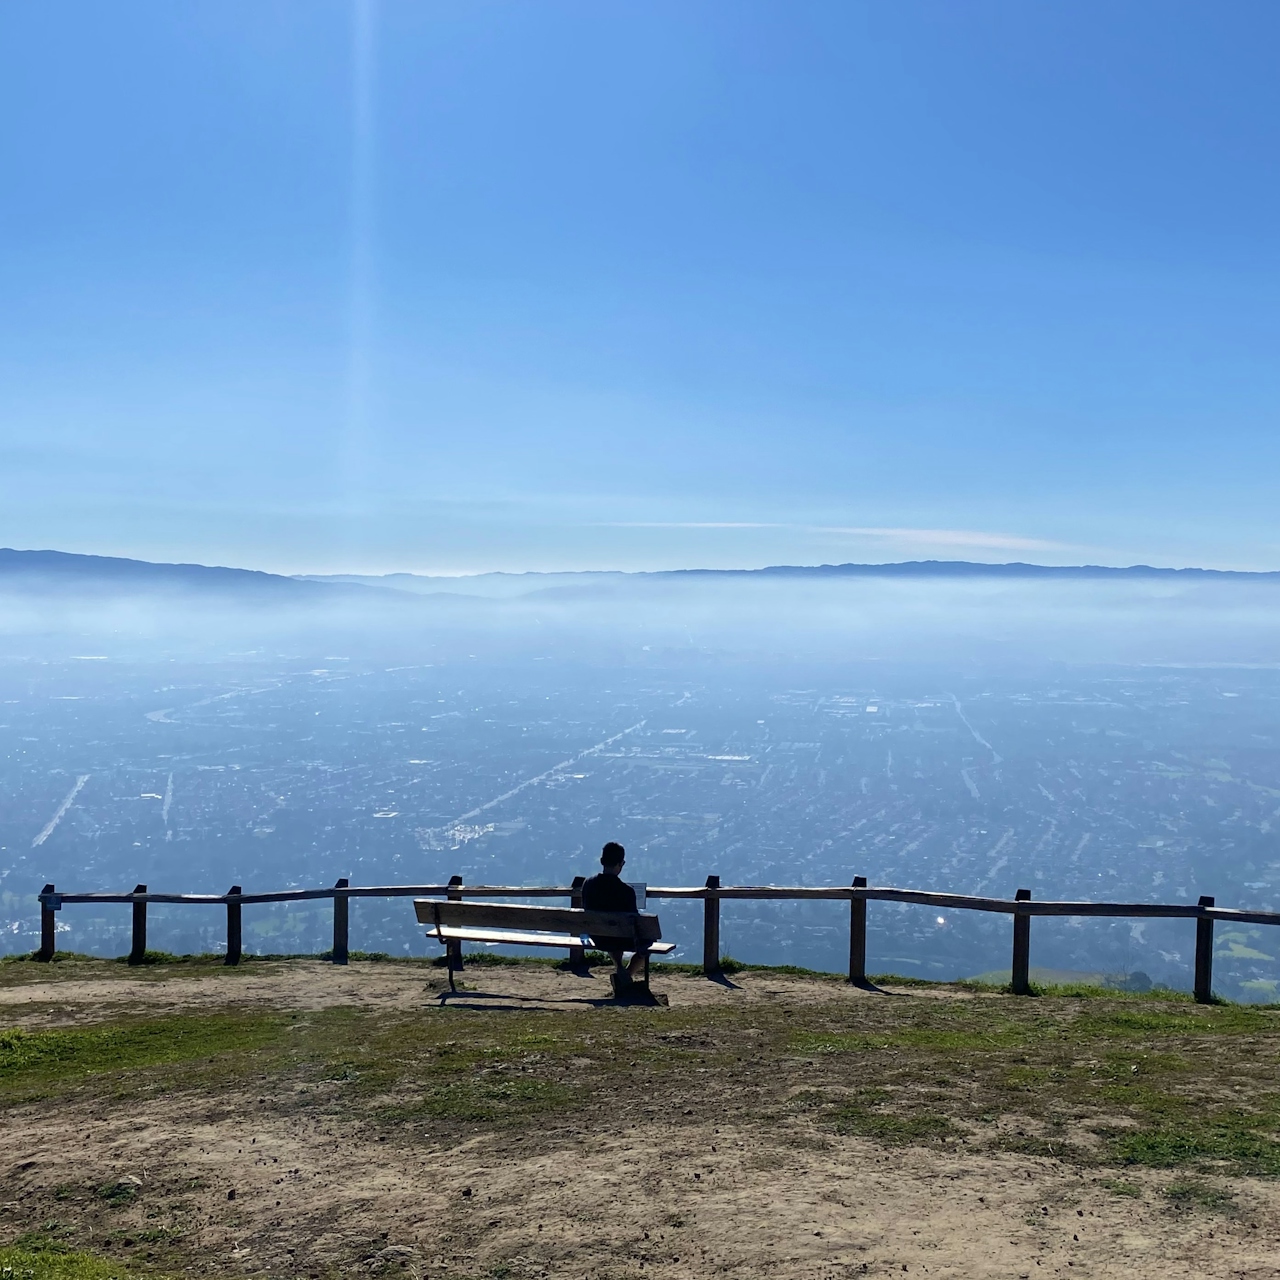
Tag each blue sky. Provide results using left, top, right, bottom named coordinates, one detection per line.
left=3, top=2, right=1280, bottom=574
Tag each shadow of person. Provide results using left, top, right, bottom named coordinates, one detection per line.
left=434, top=989, right=628, bottom=1011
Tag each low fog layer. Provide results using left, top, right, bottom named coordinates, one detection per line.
left=3, top=559, right=1280, bottom=999
left=4, top=568, right=1280, bottom=667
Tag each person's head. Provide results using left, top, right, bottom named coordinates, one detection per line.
left=601, top=841, right=625, bottom=873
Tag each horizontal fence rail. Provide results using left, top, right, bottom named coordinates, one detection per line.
left=33, top=877, right=1280, bottom=1003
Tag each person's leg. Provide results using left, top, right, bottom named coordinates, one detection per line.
left=608, top=948, right=634, bottom=997
left=626, top=947, right=651, bottom=980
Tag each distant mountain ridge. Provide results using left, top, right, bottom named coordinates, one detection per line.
left=0, top=548, right=395, bottom=600
left=306, top=558, right=1280, bottom=598
left=676, top=560, right=1280, bottom=580
left=680, top=560, right=1280, bottom=581
left=3, top=548, right=1279, bottom=602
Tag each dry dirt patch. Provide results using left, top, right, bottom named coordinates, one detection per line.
left=2, top=960, right=1279, bottom=1279
left=6, top=1100, right=1278, bottom=1279
left=0, top=958, right=957, bottom=1028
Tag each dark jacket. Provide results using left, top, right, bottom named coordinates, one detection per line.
left=581, top=871, right=638, bottom=914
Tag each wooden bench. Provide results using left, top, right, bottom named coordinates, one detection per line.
left=413, top=899, right=676, bottom=993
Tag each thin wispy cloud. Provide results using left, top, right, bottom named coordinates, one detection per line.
left=607, top=522, right=783, bottom=530
left=816, top=527, right=1075, bottom=552
left=601, top=522, right=1074, bottom=553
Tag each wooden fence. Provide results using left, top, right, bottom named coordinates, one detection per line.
left=34, top=876, right=1280, bottom=1003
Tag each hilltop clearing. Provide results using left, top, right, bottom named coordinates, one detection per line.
left=3, top=958, right=1280, bottom=1279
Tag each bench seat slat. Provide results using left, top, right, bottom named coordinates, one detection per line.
left=428, top=925, right=586, bottom=948
left=425, top=924, right=675, bottom=954
left=414, top=898, right=662, bottom=942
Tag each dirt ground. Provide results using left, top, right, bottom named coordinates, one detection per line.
left=0, top=958, right=969, bottom=1025
left=3, top=960, right=1279, bottom=1279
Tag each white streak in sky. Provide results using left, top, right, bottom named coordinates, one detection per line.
left=33, top=775, right=90, bottom=847
left=817, top=527, right=1073, bottom=552
left=162, top=771, right=174, bottom=840
left=343, top=0, right=377, bottom=508
left=600, top=522, right=1074, bottom=552
left=610, top=522, right=785, bottom=530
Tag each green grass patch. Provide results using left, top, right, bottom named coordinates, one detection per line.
left=642, top=954, right=840, bottom=977
left=789, top=1032, right=881, bottom=1054
left=869, top=974, right=953, bottom=989
left=0, top=952, right=103, bottom=968
left=1100, top=1178, right=1142, bottom=1197
left=894, top=1024, right=1029, bottom=1051
left=1075, top=1006, right=1277, bottom=1038
left=792, top=1021, right=1028, bottom=1056
left=831, top=1101, right=956, bottom=1145
left=1163, top=1179, right=1236, bottom=1212
left=647, top=957, right=845, bottom=980
left=278, top=1007, right=593, bottom=1128
left=112, top=952, right=198, bottom=967
left=5, top=955, right=1280, bottom=1188
left=724, top=957, right=844, bottom=979
left=1099, top=1050, right=1191, bottom=1077
left=0, top=1233, right=181, bottom=1280
left=93, top=1184, right=137, bottom=1209
left=1043, top=982, right=1193, bottom=1002
left=994, top=1133, right=1069, bottom=1160
left=1106, top=1110, right=1280, bottom=1176
left=0, top=1013, right=287, bottom=1092
left=380, top=1077, right=576, bottom=1124
left=1002, top=1065, right=1055, bottom=1090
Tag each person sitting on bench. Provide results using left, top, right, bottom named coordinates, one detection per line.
left=581, top=841, right=650, bottom=985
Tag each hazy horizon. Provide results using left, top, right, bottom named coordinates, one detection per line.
left=13, top=544, right=1280, bottom=581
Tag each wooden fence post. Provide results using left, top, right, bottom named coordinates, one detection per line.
left=447, top=875, right=464, bottom=974
left=1011, top=888, right=1032, bottom=994
left=128, top=884, right=149, bottom=964
left=1194, top=895, right=1215, bottom=1003
left=849, top=876, right=868, bottom=984
left=225, top=885, right=242, bottom=966
left=568, top=875, right=586, bottom=966
left=38, top=884, right=56, bottom=962
left=702, top=875, right=721, bottom=976
left=332, top=878, right=349, bottom=964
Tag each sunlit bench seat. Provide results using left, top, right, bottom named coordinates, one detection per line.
left=413, top=898, right=675, bottom=992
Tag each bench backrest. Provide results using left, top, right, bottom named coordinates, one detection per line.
left=414, top=898, right=662, bottom=943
